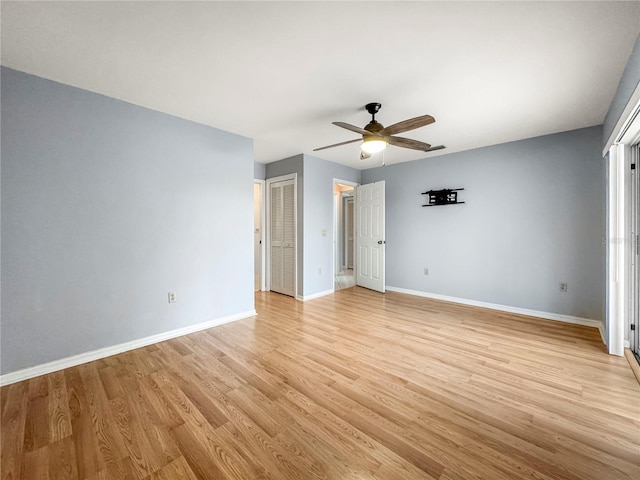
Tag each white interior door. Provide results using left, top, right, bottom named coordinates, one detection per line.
left=356, top=181, right=385, bottom=293
left=269, top=178, right=296, bottom=297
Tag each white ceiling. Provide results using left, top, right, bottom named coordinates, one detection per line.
left=2, top=1, right=639, bottom=169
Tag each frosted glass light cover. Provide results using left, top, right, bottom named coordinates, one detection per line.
left=361, top=137, right=387, bottom=154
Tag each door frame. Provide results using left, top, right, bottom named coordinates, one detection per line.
left=253, top=179, right=266, bottom=291
left=630, top=145, right=639, bottom=359
left=604, top=81, right=640, bottom=356
left=266, top=173, right=298, bottom=298
left=333, top=179, right=359, bottom=289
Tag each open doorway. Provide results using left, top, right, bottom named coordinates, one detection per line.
left=253, top=180, right=265, bottom=291
left=334, top=181, right=357, bottom=290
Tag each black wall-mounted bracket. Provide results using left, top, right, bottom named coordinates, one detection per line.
left=422, top=188, right=465, bottom=207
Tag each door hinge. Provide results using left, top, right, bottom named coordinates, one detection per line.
left=632, top=163, right=636, bottom=170
left=632, top=324, right=636, bottom=331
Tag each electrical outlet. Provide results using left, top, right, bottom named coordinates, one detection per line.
left=559, top=283, right=568, bottom=292
left=168, top=292, right=176, bottom=303
left=318, top=267, right=322, bottom=275
left=423, top=267, right=429, bottom=275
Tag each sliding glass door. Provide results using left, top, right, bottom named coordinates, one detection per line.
left=630, top=143, right=639, bottom=361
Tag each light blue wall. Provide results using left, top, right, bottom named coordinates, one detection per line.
left=604, top=33, right=640, bottom=146
left=1, top=67, right=255, bottom=375
left=362, top=126, right=605, bottom=321
left=303, top=155, right=360, bottom=297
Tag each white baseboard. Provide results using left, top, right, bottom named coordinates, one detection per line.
left=297, top=288, right=335, bottom=302
left=386, top=286, right=604, bottom=330
left=0, top=309, right=257, bottom=387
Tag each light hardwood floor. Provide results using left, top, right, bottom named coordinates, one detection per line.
left=2, top=287, right=639, bottom=479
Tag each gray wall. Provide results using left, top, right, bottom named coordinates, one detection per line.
left=303, top=154, right=360, bottom=296
left=254, top=162, right=266, bottom=180
left=604, top=33, right=640, bottom=146
left=362, top=126, right=605, bottom=321
left=1, top=67, right=255, bottom=374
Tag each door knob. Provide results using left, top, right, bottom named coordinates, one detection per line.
left=377, top=240, right=385, bottom=245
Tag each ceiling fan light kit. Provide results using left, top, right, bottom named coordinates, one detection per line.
left=361, top=136, right=388, bottom=154
left=314, top=102, right=444, bottom=160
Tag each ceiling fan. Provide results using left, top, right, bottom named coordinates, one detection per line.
left=314, top=103, right=445, bottom=160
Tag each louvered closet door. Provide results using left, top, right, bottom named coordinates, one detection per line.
left=270, top=179, right=295, bottom=297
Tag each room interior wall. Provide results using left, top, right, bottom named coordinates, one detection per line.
left=265, top=154, right=361, bottom=300
left=302, top=155, right=360, bottom=298
left=0, top=67, right=255, bottom=376
left=361, top=126, right=605, bottom=322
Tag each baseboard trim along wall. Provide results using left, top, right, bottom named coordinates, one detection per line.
left=297, top=288, right=335, bottom=302
left=0, top=309, right=257, bottom=386
left=386, top=286, right=604, bottom=332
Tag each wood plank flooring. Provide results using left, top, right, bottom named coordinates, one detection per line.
left=2, top=287, right=639, bottom=479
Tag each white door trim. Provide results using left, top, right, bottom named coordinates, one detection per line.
left=607, top=144, right=626, bottom=356
left=253, top=179, right=266, bottom=291
left=629, top=145, right=639, bottom=353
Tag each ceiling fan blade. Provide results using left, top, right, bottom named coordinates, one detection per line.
left=379, top=115, right=435, bottom=136
left=313, top=138, right=361, bottom=152
left=333, top=122, right=371, bottom=136
left=360, top=150, right=372, bottom=160
left=426, top=145, right=446, bottom=152
left=387, top=136, right=432, bottom=151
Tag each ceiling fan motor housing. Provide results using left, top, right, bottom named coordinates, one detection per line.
left=365, top=120, right=384, bottom=134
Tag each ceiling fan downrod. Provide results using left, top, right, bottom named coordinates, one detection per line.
left=365, top=102, right=382, bottom=122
